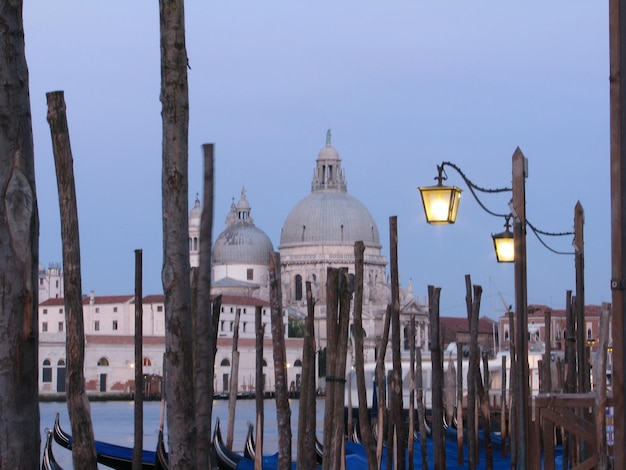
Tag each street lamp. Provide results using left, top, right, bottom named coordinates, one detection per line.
left=418, top=164, right=462, bottom=224
left=492, top=216, right=515, bottom=263
left=419, top=149, right=578, bottom=469
left=418, top=161, right=513, bottom=262
left=418, top=149, right=530, bottom=468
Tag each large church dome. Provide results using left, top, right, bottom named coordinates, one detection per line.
left=279, top=131, right=381, bottom=249
left=213, top=188, right=274, bottom=265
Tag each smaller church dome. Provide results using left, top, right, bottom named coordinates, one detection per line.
left=189, top=196, right=202, bottom=228
left=213, top=187, right=274, bottom=265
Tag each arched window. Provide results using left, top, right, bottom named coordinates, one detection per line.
left=42, top=359, right=52, bottom=383
left=220, top=358, right=230, bottom=367
left=294, top=359, right=302, bottom=367
left=262, top=359, right=267, bottom=367
left=97, top=357, right=109, bottom=366
left=295, top=274, right=303, bottom=301
left=56, top=359, right=66, bottom=393
left=143, top=357, right=152, bottom=366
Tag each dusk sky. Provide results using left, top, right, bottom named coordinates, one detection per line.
left=25, top=2, right=610, bottom=317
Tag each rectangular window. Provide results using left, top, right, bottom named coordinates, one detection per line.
left=39, top=278, right=44, bottom=285
left=94, top=321, right=100, bottom=331
left=42, top=322, right=48, bottom=332
left=243, top=308, right=247, bottom=314
left=58, top=322, right=64, bottom=332
left=42, top=368, right=52, bottom=383
left=112, top=320, right=118, bottom=331
left=157, top=305, right=163, bottom=312
left=247, top=268, right=253, bottom=280
left=59, top=308, right=63, bottom=314
left=113, top=307, right=118, bottom=313
left=43, top=309, right=48, bottom=314
left=95, top=307, right=100, bottom=313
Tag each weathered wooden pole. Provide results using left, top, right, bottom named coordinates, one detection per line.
left=296, top=282, right=317, bottom=469
left=512, top=148, right=530, bottom=469
left=465, top=276, right=478, bottom=468
left=500, top=354, right=507, bottom=459
left=0, top=4, right=40, bottom=466
left=507, top=307, right=517, bottom=465
left=322, top=267, right=351, bottom=470
left=159, top=0, right=196, bottom=465
left=429, top=285, right=445, bottom=470
left=352, top=241, right=377, bottom=470
left=609, top=3, right=626, bottom=465
left=133, top=249, right=143, bottom=470
left=479, top=351, right=493, bottom=470
left=195, top=143, right=216, bottom=469
left=47, top=90, right=98, bottom=470
left=416, top=344, right=428, bottom=470
left=254, top=305, right=264, bottom=470
left=543, top=309, right=552, bottom=394
left=408, top=314, right=416, bottom=470
left=226, top=307, right=241, bottom=449
left=269, top=251, right=292, bottom=470
left=456, top=341, right=464, bottom=466
left=375, top=306, right=391, bottom=468
left=574, top=203, right=587, bottom=393
left=593, top=302, right=611, bottom=470
left=563, top=291, right=576, bottom=467
left=389, top=216, right=405, bottom=470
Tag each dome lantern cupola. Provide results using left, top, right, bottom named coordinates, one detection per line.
left=311, top=129, right=347, bottom=193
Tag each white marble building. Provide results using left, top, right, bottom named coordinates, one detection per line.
left=37, top=132, right=428, bottom=398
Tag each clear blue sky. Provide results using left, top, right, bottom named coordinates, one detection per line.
left=25, top=2, right=611, bottom=317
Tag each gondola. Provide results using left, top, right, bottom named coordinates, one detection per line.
left=243, top=422, right=255, bottom=460
left=244, top=421, right=323, bottom=465
left=53, top=412, right=158, bottom=470
left=213, top=417, right=243, bottom=470
left=42, top=429, right=64, bottom=470
left=154, top=429, right=168, bottom=470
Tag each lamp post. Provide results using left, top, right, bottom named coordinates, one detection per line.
left=511, top=149, right=530, bottom=470
left=418, top=148, right=531, bottom=469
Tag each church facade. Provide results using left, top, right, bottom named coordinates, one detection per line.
left=37, top=132, right=428, bottom=398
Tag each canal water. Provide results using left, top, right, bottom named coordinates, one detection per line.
left=40, top=398, right=325, bottom=469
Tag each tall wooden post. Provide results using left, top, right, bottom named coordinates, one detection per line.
left=428, top=285, right=445, bottom=470
left=47, top=90, right=98, bottom=470
left=133, top=249, right=143, bottom=470
left=609, top=1, right=626, bottom=466
left=574, top=202, right=587, bottom=395
left=296, top=282, right=317, bottom=470
left=389, top=216, right=405, bottom=470
left=512, top=148, right=530, bottom=469
left=255, top=305, right=264, bottom=470
left=195, top=143, right=216, bottom=469
left=269, top=252, right=291, bottom=469
left=352, top=241, right=377, bottom=470
left=226, top=308, right=241, bottom=449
